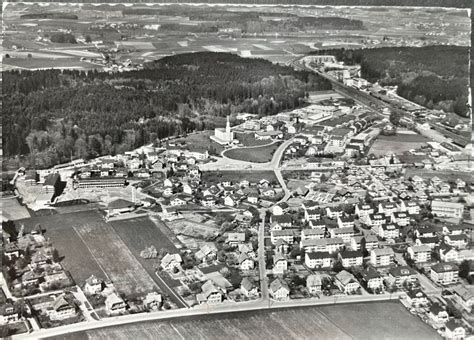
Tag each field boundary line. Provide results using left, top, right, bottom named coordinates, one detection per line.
left=73, top=226, right=111, bottom=281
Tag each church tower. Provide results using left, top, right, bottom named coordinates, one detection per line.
left=226, top=115, right=231, bottom=140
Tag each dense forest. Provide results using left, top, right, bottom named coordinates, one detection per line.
left=20, top=12, right=78, bottom=19
left=3, top=52, right=330, bottom=169
left=311, top=46, right=469, bottom=117
left=8, top=0, right=472, bottom=8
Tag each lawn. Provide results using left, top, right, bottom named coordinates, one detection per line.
left=201, top=170, right=278, bottom=185
left=15, top=212, right=108, bottom=285
left=110, top=216, right=187, bottom=308
left=173, top=131, right=224, bottom=156
left=223, top=142, right=281, bottom=163
left=60, top=301, right=439, bottom=340
left=74, top=223, right=158, bottom=297
left=369, top=132, right=430, bottom=156
left=234, top=132, right=272, bottom=147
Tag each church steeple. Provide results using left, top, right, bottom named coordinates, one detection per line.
left=226, top=115, right=231, bottom=135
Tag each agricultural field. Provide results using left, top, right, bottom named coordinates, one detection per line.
left=74, top=223, right=158, bottom=297
left=58, top=302, right=439, bottom=340
left=369, top=132, right=430, bottom=156
left=404, top=169, right=473, bottom=183
left=223, top=143, right=280, bottom=163
left=201, top=170, right=278, bottom=185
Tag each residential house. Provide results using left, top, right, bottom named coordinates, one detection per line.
left=202, top=195, right=216, bottom=207
left=84, top=275, right=104, bottom=295
left=195, top=244, right=218, bottom=264
left=388, top=266, right=418, bottom=288
left=359, top=266, right=384, bottom=291
left=269, top=278, right=290, bottom=301
left=301, top=238, right=344, bottom=254
left=326, top=207, right=344, bottom=219
left=430, top=262, right=459, bottom=285
left=271, top=214, right=292, bottom=228
left=306, top=274, right=322, bottom=295
left=415, top=236, right=440, bottom=250
left=431, top=201, right=464, bottom=219
left=376, top=223, right=400, bottom=240
left=438, top=244, right=459, bottom=263
left=429, top=303, right=449, bottom=325
left=273, top=253, right=288, bottom=274
left=339, top=250, right=363, bottom=268
left=197, top=280, right=223, bottom=304
left=351, top=236, right=363, bottom=251
left=226, top=233, right=246, bottom=246
left=452, top=285, right=474, bottom=312
left=47, top=295, right=77, bottom=320
left=329, top=227, right=355, bottom=243
left=370, top=248, right=395, bottom=267
left=391, top=211, right=410, bottom=227
left=0, top=304, right=19, bottom=325
left=272, top=202, right=289, bottom=216
left=335, top=270, right=360, bottom=294
left=406, top=289, right=429, bottom=307
left=237, top=253, right=254, bottom=271
left=301, top=229, right=325, bottom=241
left=144, top=292, right=162, bottom=311
left=160, top=253, right=182, bottom=271
left=365, top=213, right=387, bottom=228
left=378, top=202, right=398, bottom=216
left=275, top=239, right=289, bottom=254
left=271, top=230, right=296, bottom=245
left=240, top=277, right=259, bottom=298
left=444, top=320, right=466, bottom=340
left=400, top=201, right=420, bottom=215
left=305, top=252, right=332, bottom=269
left=444, top=234, right=469, bottom=249
left=4, top=243, right=20, bottom=260
left=407, top=245, right=431, bottom=263
left=355, top=204, right=374, bottom=219
left=363, top=234, right=379, bottom=251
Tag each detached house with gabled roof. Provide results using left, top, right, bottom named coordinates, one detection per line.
left=444, top=234, right=469, bottom=249
left=358, top=266, right=384, bottom=291
left=306, top=274, right=322, bottom=295
left=273, top=253, right=288, bottom=274
left=240, top=277, right=259, bottom=298
left=197, top=280, right=223, bottom=305
left=335, top=270, right=360, bottom=294
left=444, top=320, right=466, bottom=340
left=429, top=302, right=449, bottom=325
left=269, top=278, right=290, bottom=301
left=437, top=243, right=459, bottom=263
left=355, top=203, right=374, bottom=218
left=271, top=214, right=292, bottom=228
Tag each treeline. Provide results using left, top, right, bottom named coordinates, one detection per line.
left=310, top=46, right=469, bottom=117
left=50, top=33, right=77, bottom=44
left=3, top=52, right=331, bottom=169
left=20, top=12, right=78, bottom=19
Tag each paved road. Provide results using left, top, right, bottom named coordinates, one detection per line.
left=13, top=292, right=399, bottom=340
left=257, top=210, right=269, bottom=301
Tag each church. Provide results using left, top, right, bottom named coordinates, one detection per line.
left=210, top=116, right=235, bottom=145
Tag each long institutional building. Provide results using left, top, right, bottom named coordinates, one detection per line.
left=76, top=177, right=126, bottom=188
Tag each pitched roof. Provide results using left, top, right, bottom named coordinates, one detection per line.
left=107, top=198, right=134, bottom=209
left=431, top=262, right=459, bottom=273
left=269, top=278, right=289, bottom=293
left=335, top=270, right=356, bottom=286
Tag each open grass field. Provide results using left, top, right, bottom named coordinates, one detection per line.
left=2, top=58, right=103, bottom=70
left=1, top=197, right=31, bottom=220
left=223, top=143, right=280, bottom=163
left=201, top=170, right=277, bottom=185
left=173, top=131, right=224, bottom=155
left=405, top=168, right=473, bottom=183
left=54, top=301, right=439, bottom=340
left=74, top=223, right=158, bottom=297
left=369, top=132, right=430, bottom=156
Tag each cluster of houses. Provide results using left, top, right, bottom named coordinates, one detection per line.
left=4, top=232, right=73, bottom=298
